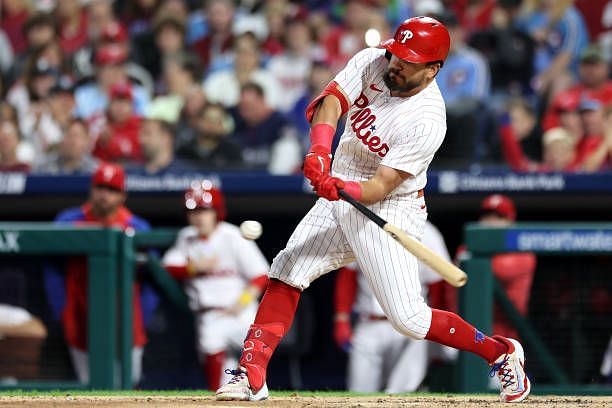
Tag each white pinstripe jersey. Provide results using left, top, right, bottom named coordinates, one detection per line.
left=163, top=223, right=269, bottom=310
left=352, top=221, right=450, bottom=316
left=331, top=48, right=447, bottom=197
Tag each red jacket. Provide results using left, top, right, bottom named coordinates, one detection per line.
left=57, top=203, right=150, bottom=350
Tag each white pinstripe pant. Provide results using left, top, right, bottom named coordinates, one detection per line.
left=270, top=194, right=432, bottom=339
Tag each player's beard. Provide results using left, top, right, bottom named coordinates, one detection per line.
left=383, top=70, right=421, bottom=93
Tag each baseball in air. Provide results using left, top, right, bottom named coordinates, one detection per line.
left=364, top=28, right=381, bottom=47
left=240, top=220, right=262, bottom=240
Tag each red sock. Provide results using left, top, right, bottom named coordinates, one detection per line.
left=253, top=279, right=301, bottom=328
left=204, top=351, right=225, bottom=391
left=425, top=309, right=508, bottom=363
left=240, top=279, right=301, bottom=391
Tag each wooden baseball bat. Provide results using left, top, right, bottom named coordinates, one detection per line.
left=338, top=190, right=468, bottom=287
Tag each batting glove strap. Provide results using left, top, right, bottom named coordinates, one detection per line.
left=342, top=181, right=362, bottom=201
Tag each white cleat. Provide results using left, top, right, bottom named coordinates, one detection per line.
left=215, top=367, right=269, bottom=401
left=490, top=337, right=531, bottom=403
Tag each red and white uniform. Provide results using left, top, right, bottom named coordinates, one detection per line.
left=163, top=222, right=269, bottom=355
left=270, top=47, right=447, bottom=339
left=344, top=221, right=457, bottom=393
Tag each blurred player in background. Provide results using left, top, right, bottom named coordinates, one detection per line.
left=44, top=163, right=152, bottom=385
left=162, top=180, right=269, bottom=391
left=334, top=220, right=456, bottom=393
left=456, top=194, right=536, bottom=340
left=217, top=16, right=531, bottom=403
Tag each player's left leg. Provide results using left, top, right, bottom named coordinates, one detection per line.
left=340, top=199, right=530, bottom=403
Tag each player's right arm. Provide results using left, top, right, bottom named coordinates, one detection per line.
left=303, top=48, right=381, bottom=186
left=302, top=92, right=345, bottom=187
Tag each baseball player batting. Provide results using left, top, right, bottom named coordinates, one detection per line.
left=163, top=181, right=269, bottom=391
left=216, top=16, right=531, bottom=403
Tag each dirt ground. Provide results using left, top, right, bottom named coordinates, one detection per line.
left=0, top=395, right=610, bottom=407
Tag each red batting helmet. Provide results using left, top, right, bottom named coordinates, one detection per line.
left=379, top=16, right=450, bottom=65
left=184, top=180, right=226, bottom=220
left=481, top=194, right=516, bottom=221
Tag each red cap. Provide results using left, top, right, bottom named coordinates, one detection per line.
left=184, top=179, right=226, bottom=220
left=92, top=163, right=126, bottom=191
left=379, top=16, right=450, bottom=65
left=95, top=44, right=128, bottom=65
left=109, top=82, right=133, bottom=100
left=481, top=194, right=516, bottom=221
left=101, top=21, right=129, bottom=43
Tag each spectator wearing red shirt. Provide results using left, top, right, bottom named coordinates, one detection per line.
left=450, top=0, right=496, bottom=35
left=0, top=0, right=30, bottom=55
left=575, top=98, right=612, bottom=172
left=56, top=0, right=89, bottom=55
left=92, top=83, right=143, bottom=164
left=543, top=44, right=612, bottom=131
left=322, top=0, right=378, bottom=70
left=502, top=124, right=582, bottom=173
left=192, top=0, right=235, bottom=72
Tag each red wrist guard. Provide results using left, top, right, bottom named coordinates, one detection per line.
left=309, top=123, right=335, bottom=153
left=343, top=181, right=362, bottom=200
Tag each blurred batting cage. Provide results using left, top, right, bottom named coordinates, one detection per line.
left=461, top=224, right=612, bottom=395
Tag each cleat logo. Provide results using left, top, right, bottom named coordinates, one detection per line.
left=474, top=329, right=485, bottom=344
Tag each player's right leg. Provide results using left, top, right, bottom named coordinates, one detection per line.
left=216, top=199, right=354, bottom=401
left=339, top=198, right=530, bottom=402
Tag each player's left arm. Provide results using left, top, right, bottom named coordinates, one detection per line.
left=316, top=115, right=445, bottom=204
left=357, top=165, right=411, bottom=205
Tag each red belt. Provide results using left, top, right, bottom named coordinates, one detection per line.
left=366, top=314, right=388, bottom=321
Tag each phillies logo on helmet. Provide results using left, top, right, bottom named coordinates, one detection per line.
left=399, top=29, right=413, bottom=43
left=379, top=16, right=451, bottom=64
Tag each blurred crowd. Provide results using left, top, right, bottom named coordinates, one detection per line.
left=0, top=0, right=610, bottom=175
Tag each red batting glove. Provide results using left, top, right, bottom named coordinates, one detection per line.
left=303, top=124, right=335, bottom=186
left=315, top=175, right=345, bottom=201
left=303, top=148, right=331, bottom=186
left=333, top=319, right=352, bottom=351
